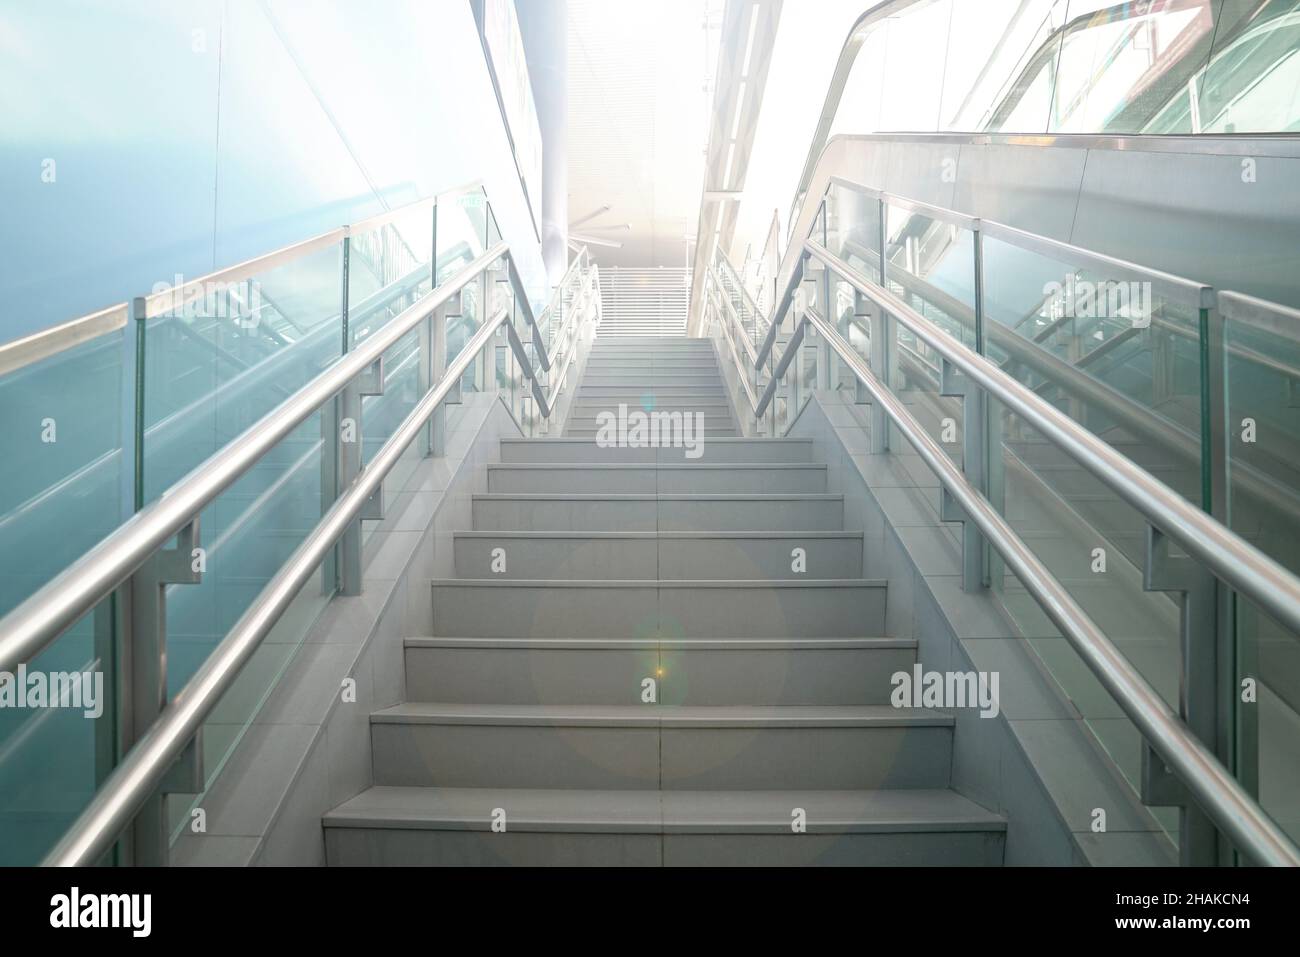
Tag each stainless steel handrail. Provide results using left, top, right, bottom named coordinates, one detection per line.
left=0, top=302, right=129, bottom=377
left=806, top=237, right=1300, bottom=638
left=789, top=301, right=1300, bottom=867
left=0, top=242, right=507, bottom=676
left=44, top=305, right=512, bottom=867
left=0, top=179, right=492, bottom=374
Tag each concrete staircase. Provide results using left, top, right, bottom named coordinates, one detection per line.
left=323, top=338, right=1006, bottom=865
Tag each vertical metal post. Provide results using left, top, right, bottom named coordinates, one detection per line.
left=418, top=314, right=433, bottom=457
left=132, top=297, right=148, bottom=512
left=431, top=201, right=439, bottom=289
left=430, top=302, right=449, bottom=457
left=940, top=358, right=987, bottom=593
left=338, top=359, right=385, bottom=596
left=870, top=198, right=892, bottom=453
left=853, top=291, right=871, bottom=404
left=321, top=237, right=350, bottom=593
left=1202, top=299, right=1244, bottom=861
left=973, top=225, right=997, bottom=589
left=340, top=234, right=351, bottom=354
left=817, top=202, right=832, bottom=391
left=1142, top=525, right=1223, bottom=866
left=319, top=396, right=339, bottom=593
left=120, top=519, right=202, bottom=866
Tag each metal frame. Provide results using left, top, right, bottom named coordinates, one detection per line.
left=0, top=303, right=129, bottom=377
left=792, top=299, right=1299, bottom=867
left=42, top=308, right=511, bottom=867
left=709, top=165, right=1300, bottom=863
left=806, top=237, right=1300, bottom=639
left=1, top=234, right=601, bottom=867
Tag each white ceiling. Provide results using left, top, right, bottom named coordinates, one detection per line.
left=566, top=0, right=721, bottom=267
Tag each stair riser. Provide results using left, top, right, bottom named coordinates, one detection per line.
left=570, top=401, right=732, bottom=414
left=575, top=388, right=727, bottom=400
left=586, top=350, right=715, bottom=357
left=563, top=425, right=740, bottom=440
left=581, top=373, right=724, bottom=383
left=372, top=722, right=951, bottom=789
left=453, top=534, right=863, bottom=579
left=471, top=496, right=844, bottom=532
left=499, top=439, right=814, bottom=464
left=404, top=645, right=914, bottom=705
left=430, top=582, right=886, bottom=637
left=325, top=829, right=663, bottom=866
left=325, top=829, right=1002, bottom=867
left=584, top=359, right=719, bottom=369
left=485, top=467, right=824, bottom=494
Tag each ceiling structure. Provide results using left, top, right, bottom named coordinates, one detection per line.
left=566, top=0, right=722, bottom=267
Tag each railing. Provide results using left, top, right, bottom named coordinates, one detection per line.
left=702, top=171, right=1300, bottom=866
left=0, top=186, right=600, bottom=866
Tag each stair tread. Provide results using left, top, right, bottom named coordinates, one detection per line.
left=473, top=492, right=843, bottom=500
left=324, top=786, right=1003, bottom=832
left=372, top=702, right=951, bottom=727
left=405, top=636, right=915, bottom=649
left=487, top=462, right=822, bottom=471
left=501, top=437, right=809, bottom=444
left=432, top=577, right=884, bottom=588
left=453, top=530, right=864, bottom=538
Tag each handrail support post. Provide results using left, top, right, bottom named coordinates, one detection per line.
left=1143, top=523, right=1224, bottom=866
left=338, top=357, right=385, bottom=596
left=120, top=516, right=203, bottom=866
left=940, top=358, right=988, bottom=592
left=429, top=298, right=454, bottom=457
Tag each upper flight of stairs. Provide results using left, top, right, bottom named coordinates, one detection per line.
left=595, top=268, right=689, bottom=337
left=564, top=337, right=738, bottom=438
left=323, top=339, right=1006, bottom=865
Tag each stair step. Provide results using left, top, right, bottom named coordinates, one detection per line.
left=430, top=578, right=886, bottom=637
left=579, top=382, right=733, bottom=395
left=452, top=530, right=864, bottom=579
left=570, top=399, right=733, bottom=413
left=499, top=437, right=814, bottom=463
left=471, top=492, right=845, bottom=532
left=584, top=359, right=719, bottom=368
left=369, top=703, right=952, bottom=790
left=323, top=787, right=1005, bottom=866
left=403, top=636, right=914, bottom=705
left=485, top=463, right=821, bottom=494
left=563, top=425, right=740, bottom=440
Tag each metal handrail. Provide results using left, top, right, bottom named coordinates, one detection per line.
left=44, top=305, right=513, bottom=867
left=0, top=178, right=491, bottom=375
left=0, top=302, right=129, bottom=378
left=17, top=238, right=600, bottom=866
left=788, top=301, right=1300, bottom=866
left=692, top=142, right=1300, bottom=864
left=806, top=237, right=1300, bottom=639
left=0, top=242, right=507, bottom=676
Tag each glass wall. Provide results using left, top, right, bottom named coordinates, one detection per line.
left=827, top=0, right=1300, bottom=137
